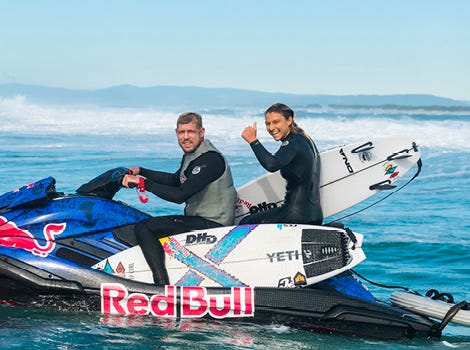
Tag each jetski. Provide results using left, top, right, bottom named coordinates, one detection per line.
left=0, top=172, right=440, bottom=340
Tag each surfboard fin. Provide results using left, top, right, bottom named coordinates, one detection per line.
left=324, top=221, right=344, bottom=229
left=429, top=300, right=469, bottom=338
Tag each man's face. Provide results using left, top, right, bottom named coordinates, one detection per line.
left=176, top=122, right=205, bottom=153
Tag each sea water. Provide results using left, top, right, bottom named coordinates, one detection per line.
left=0, top=96, right=469, bottom=349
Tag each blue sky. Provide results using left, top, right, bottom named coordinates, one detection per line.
left=1, top=0, right=469, bottom=101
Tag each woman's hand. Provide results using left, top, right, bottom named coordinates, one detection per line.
left=241, top=122, right=258, bottom=143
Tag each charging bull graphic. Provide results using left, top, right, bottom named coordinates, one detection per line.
left=0, top=216, right=66, bottom=257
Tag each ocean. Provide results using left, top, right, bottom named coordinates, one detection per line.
left=0, top=96, right=469, bottom=349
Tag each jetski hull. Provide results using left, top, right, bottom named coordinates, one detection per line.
left=0, top=177, right=438, bottom=340
left=0, top=256, right=437, bottom=340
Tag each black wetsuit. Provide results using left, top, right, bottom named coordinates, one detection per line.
left=134, top=151, right=227, bottom=285
left=240, top=132, right=323, bottom=225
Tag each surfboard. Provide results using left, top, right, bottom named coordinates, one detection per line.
left=93, top=224, right=365, bottom=288
left=390, top=291, right=470, bottom=327
left=235, top=136, right=421, bottom=224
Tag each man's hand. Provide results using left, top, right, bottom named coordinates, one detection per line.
left=122, top=174, right=140, bottom=188
left=127, top=167, right=140, bottom=175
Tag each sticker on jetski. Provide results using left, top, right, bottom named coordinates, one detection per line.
left=101, top=284, right=254, bottom=318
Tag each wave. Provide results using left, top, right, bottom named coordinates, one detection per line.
left=1, top=96, right=469, bottom=152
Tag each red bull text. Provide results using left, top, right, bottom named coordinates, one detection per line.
left=101, top=283, right=254, bottom=319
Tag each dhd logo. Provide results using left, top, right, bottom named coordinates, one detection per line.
left=249, top=201, right=277, bottom=214
left=185, top=232, right=217, bottom=245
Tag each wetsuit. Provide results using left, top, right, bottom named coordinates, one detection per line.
left=240, top=132, right=323, bottom=225
left=134, top=139, right=236, bottom=285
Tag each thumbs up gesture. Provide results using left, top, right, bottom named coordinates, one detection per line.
left=241, top=122, right=257, bottom=143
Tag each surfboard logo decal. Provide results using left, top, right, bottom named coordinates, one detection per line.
left=205, top=225, right=257, bottom=264
left=339, top=148, right=354, bottom=173
left=384, top=163, right=399, bottom=178
left=185, top=232, right=217, bottom=245
left=176, top=270, right=205, bottom=286
left=249, top=201, right=277, bottom=215
left=115, top=262, right=126, bottom=276
left=103, top=260, right=114, bottom=274
left=277, top=272, right=307, bottom=287
left=162, top=236, right=246, bottom=286
left=101, top=284, right=255, bottom=318
left=359, top=151, right=373, bottom=162
left=293, top=272, right=307, bottom=286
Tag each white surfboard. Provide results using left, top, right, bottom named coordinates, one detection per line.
left=93, top=224, right=365, bottom=288
left=391, top=291, right=470, bottom=327
left=235, top=136, right=421, bottom=223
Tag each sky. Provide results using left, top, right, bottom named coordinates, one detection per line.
left=1, top=0, right=469, bottom=101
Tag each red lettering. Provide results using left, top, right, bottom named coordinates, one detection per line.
left=150, top=285, right=177, bottom=317
left=101, top=283, right=127, bottom=315
left=236, top=198, right=252, bottom=209
left=169, top=237, right=190, bottom=258
left=101, top=284, right=255, bottom=319
left=127, top=293, right=149, bottom=315
left=244, top=287, right=253, bottom=314
left=233, top=287, right=241, bottom=315
left=181, top=286, right=207, bottom=317
left=208, top=294, right=231, bottom=318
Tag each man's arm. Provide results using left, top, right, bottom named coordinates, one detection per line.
left=140, top=167, right=180, bottom=187
left=144, top=151, right=225, bottom=204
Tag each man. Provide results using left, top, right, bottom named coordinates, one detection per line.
left=122, top=112, right=237, bottom=286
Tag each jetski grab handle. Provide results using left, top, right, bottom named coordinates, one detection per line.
left=76, top=167, right=148, bottom=203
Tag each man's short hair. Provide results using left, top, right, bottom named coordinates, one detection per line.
left=177, top=112, right=203, bottom=129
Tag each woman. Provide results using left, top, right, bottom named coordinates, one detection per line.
left=240, top=103, right=323, bottom=225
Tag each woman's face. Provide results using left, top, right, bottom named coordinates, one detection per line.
left=264, top=112, right=292, bottom=141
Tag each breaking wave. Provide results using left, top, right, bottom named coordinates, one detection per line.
left=1, top=95, right=468, bottom=153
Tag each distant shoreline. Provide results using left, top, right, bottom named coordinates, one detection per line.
left=1, top=83, right=469, bottom=109
left=318, top=104, right=470, bottom=112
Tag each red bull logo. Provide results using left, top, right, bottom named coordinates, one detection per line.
left=235, top=197, right=252, bottom=213
left=101, top=283, right=254, bottom=318
left=0, top=216, right=66, bottom=257
left=13, top=182, right=35, bottom=192
left=161, top=237, right=189, bottom=258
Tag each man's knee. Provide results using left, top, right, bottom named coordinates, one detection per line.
left=135, top=216, right=175, bottom=242
left=135, top=218, right=160, bottom=242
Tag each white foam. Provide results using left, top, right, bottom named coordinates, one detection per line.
left=1, top=96, right=468, bottom=152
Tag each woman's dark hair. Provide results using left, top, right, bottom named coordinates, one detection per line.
left=265, top=103, right=318, bottom=155
left=265, top=103, right=294, bottom=120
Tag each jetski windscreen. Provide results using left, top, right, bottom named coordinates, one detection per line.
left=76, top=167, right=130, bottom=199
